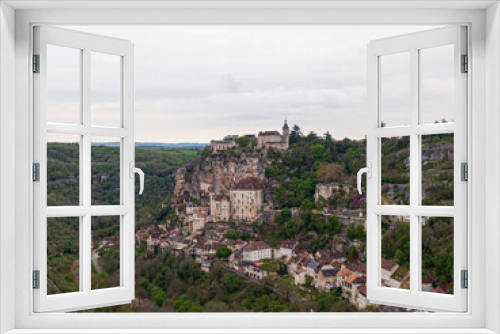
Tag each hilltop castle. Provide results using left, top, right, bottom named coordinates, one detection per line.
left=211, top=120, right=290, bottom=154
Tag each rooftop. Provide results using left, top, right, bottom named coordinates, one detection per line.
left=232, top=177, right=262, bottom=190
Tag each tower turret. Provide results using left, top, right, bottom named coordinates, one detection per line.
left=282, top=120, right=290, bottom=149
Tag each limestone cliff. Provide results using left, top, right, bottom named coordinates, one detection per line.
left=174, top=151, right=275, bottom=207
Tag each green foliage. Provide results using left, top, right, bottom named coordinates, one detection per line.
left=220, top=274, right=244, bottom=293
left=151, top=285, right=168, bottom=307
left=216, top=246, right=232, bottom=259
left=382, top=222, right=410, bottom=268
left=224, top=229, right=238, bottom=240
left=235, top=136, right=250, bottom=148
left=347, top=223, right=366, bottom=241
left=422, top=217, right=454, bottom=289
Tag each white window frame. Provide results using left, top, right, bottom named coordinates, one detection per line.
left=0, top=1, right=498, bottom=333
left=365, top=26, right=467, bottom=312
left=33, top=26, right=136, bottom=312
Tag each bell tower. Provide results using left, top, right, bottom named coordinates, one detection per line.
left=282, top=120, right=290, bottom=149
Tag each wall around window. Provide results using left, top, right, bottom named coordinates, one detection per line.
left=0, top=2, right=16, bottom=333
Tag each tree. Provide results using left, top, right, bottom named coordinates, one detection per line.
left=306, top=131, right=319, bottom=142
left=216, top=246, right=232, bottom=259
left=305, top=275, right=314, bottom=287
left=135, top=286, right=148, bottom=307
left=224, top=229, right=238, bottom=240
left=221, top=274, right=243, bottom=293
left=151, top=286, right=167, bottom=307
left=235, top=136, right=250, bottom=148
left=289, top=124, right=303, bottom=145
left=327, top=214, right=341, bottom=235
left=317, top=162, right=345, bottom=183
left=324, top=131, right=332, bottom=142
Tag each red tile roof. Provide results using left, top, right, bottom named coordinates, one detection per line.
left=381, top=258, right=398, bottom=271
left=244, top=241, right=270, bottom=251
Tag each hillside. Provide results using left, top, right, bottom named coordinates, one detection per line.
left=46, top=144, right=202, bottom=294
left=46, top=128, right=455, bottom=311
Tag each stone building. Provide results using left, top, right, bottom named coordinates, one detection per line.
left=210, top=121, right=290, bottom=154
left=257, top=120, right=290, bottom=150
left=210, top=194, right=230, bottom=222
left=242, top=241, right=272, bottom=262
left=314, top=183, right=350, bottom=202
left=230, top=177, right=263, bottom=222
left=210, top=139, right=236, bottom=154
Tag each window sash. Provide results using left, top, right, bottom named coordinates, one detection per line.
left=33, top=26, right=135, bottom=313
left=366, top=26, right=468, bottom=312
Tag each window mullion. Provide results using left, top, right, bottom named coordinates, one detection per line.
left=409, top=47, right=420, bottom=294
left=82, top=47, right=92, bottom=294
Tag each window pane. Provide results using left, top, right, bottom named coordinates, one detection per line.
left=91, top=52, right=121, bottom=128
left=422, top=134, right=454, bottom=206
left=47, top=217, right=80, bottom=295
left=381, top=215, right=410, bottom=290
left=91, top=137, right=121, bottom=205
left=47, top=133, right=80, bottom=206
left=91, top=216, right=121, bottom=290
left=380, top=52, right=410, bottom=127
left=46, top=45, right=81, bottom=124
left=421, top=216, right=454, bottom=294
left=420, top=45, right=454, bottom=125
left=381, top=136, right=410, bottom=205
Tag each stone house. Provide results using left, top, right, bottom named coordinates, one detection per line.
left=317, top=268, right=340, bottom=292
left=210, top=139, right=236, bottom=154
left=210, top=194, right=230, bottom=222
left=294, top=268, right=307, bottom=286
left=230, top=177, right=263, bottom=222
left=257, top=120, right=290, bottom=150
left=242, top=241, right=272, bottom=262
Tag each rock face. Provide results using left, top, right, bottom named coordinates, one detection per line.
left=174, top=151, right=273, bottom=207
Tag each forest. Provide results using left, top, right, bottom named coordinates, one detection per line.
left=46, top=144, right=202, bottom=294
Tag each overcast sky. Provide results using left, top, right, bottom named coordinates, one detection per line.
left=51, top=25, right=450, bottom=143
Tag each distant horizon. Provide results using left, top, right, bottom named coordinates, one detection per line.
left=48, top=136, right=368, bottom=145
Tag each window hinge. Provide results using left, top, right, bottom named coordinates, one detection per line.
left=33, top=163, right=40, bottom=182
left=33, top=54, right=40, bottom=73
left=33, top=270, right=40, bottom=289
left=461, top=162, right=468, bottom=181
left=461, top=270, right=468, bottom=289
left=461, top=54, right=468, bottom=73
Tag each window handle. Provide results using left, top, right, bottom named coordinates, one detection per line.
left=129, top=162, right=145, bottom=195
left=357, top=162, right=371, bottom=194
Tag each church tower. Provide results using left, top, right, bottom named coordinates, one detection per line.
left=282, top=120, right=290, bottom=149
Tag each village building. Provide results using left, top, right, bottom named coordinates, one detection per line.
left=185, top=206, right=209, bottom=233
left=356, top=285, right=369, bottom=310
left=294, top=268, right=308, bottom=286
left=210, top=135, right=239, bottom=154
left=314, top=183, right=350, bottom=202
left=210, top=122, right=289, bottom=153
left=243, top=262, right=278, bottom=280
left=273, top=240, right=299, bottom=261
left=210, top=194, right=230, bottom=222
left=380, top=258, right=400, bottom=287
left=317, top=268, right=340, bottom=292
left=257, top=120, right=290, bottom=150
left=230, top=177, right=263, bottom=222
left=242, top=241, right=272, bottom=262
